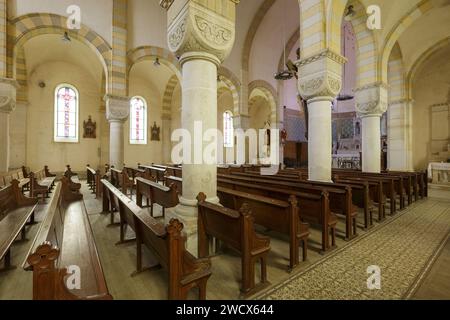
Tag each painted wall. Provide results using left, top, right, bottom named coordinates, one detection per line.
left=26, top=61, right=103, bottom=172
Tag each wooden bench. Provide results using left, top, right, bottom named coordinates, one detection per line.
left=227, top=172, right=358, bottom=240
left=110, top=168, right=135, bottom=196
left=217, top=176, right=335, bottom=254
left=64, top=165, right=78, bottom=178
left=0, top=180, right=38, bottom=272
left=136, top=177, right=179, bottom=218
left=101, top=179, right=121, bottom=226
left=29, top=169, right=56, bottom=201
left=138, top=165, right=167, bottom=183
left=24, top=182, right=112, bottom=300
left=106, top=180, right=212, bottom=300
left=197, top=192, right=271, bottom=296
left=165, top=176, right=182, bottom=195
left=1, top=168, right=30, bottom=191
left=86, top=165, right=101, bottom=198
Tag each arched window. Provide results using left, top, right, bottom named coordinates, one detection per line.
left=54, top=84, right=79, bottom=143
left=130, top=96, right=147, bottom=144
left=223, top=111, right=234, bottom=148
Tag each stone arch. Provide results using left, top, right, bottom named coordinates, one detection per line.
left=218, top=66, right=240, bottom=115
left=381, top=0, right=438, bottom=84
left=127, top=46, right=182, bottom=84
left=346, top=0, right=379, bottom=88
left=162, top=74, right=179, bottom=120
left=249, top=80, right=278, bottom=125
left=8, top=13, right=111, bottom=94
left=406, top=37, right=450, bottom=100
left=299, top=0, right=327, bottom=58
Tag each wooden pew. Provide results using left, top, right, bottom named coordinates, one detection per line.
left=101, top=179, right=120, bottom=226
left=227, top=172, right=357, bottom=240
left=1, top=168, right=30, bottom=191
left=135, top=177, right=179, bottom=218
left=217, top=186, right=310, bottom=270
left=110, top=168, right=135, bottom=196
left=139, top=165, right=167, bottom=183
left=24, top=182, right=112, bottom=300
left=197, top=193, right=271, bottom=296
left=217, top=176, right=334, bottom=255
left=165, top=176, right=182, bottom=195
left=29, top=169, right=56, bottom=201
left=0, top=180, right=38, bottom=272
left=86, top=165, right=102, bottom=198
left=64, top=165, right=77, bottom=178
left=107, top=180, right=212, bottom=300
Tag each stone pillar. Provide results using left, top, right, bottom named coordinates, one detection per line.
left=163, top=0, right=238, bottom=255
left=162, top=116, right=172, bottom=163
left=105, top=95, right=130, bottom=169
left=296, top=50, right=345, bottom=182
left=355, top=83, right=388, bottom=173
left=9, top=101, right=28, bottom=169
left=0, top=79, right=17, bottom=172
left=388, top=99, right=413, bottom=171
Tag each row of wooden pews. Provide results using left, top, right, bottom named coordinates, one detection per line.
left=23, top=176, right=112, bottom=300
left=101, top=179, right=211, bottom=300
left=1, top=168, right=30, bottom=191
left=86, top=165, right=102, bottom=198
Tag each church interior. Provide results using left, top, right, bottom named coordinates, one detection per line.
left=1, top=0, right=450, bottom=301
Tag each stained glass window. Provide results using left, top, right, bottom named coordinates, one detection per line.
left=130, top=97, right=147, bottom=144
left=54, top=84, right=79, bottom=143
left=223, top=111, right=234, bottom=148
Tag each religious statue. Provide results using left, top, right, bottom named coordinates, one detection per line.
left=151, top=122, right=161, bottom=141
left=83, top=116, right=96, bottom=139
left=280, top=128, right=288, bottom=145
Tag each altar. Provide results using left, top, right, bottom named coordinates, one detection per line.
left=428, top=162, right=450, bottom=184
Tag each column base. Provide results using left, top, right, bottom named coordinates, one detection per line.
left=165, top=195, right=220, bottom=257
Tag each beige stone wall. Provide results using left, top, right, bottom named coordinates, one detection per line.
left=26, top=61, right=103, bottom=172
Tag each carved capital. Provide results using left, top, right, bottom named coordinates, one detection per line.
left=167, top=1, right=237, bottom=64
left=0, top=78, right=18, bottom=114
left=104, top=94, right=130, bottom=122
left=355, top=83, right=388, bottom=118
left=296, top=50, right=345, bottom=101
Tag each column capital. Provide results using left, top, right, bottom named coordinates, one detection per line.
left=167, top=0, right=238, bottom=65
left=0, top=78, right=19, bottom=114
left=355, top=82, right=388, bottom=118
left=295, top=49, right=346, bottom=102
left=233, top=114, right=250, bottom=130
left=104, top=94, right=130, bottom=122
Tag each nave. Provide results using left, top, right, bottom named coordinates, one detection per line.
left=1, top=165, right=449, bottom=300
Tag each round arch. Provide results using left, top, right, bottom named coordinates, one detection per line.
left=249, top=80, right=278, bottom=126
left=8, top=13, right=111, bottom=87
left=218, top=66, right=240, bottom=115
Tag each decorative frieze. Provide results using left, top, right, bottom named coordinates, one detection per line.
left=355, top=83, right=388, bottom=118
left=104, top=94, right=130, bottom=122
left=167, top=1, right=237, bottom=64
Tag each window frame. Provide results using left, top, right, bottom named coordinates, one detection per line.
left=54, top=83, right=79, bottom=143
left=223, top=110, right=234, bottom=148
left=129, top=96, right=148, bottom=145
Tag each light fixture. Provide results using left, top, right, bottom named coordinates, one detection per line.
left=274, top=0, right=293, bottom=81
left=344, top=5, right=356, bottom=21
left=62, top=31, right=71, bottom=42
left=153, top=58, right=161, bottom=67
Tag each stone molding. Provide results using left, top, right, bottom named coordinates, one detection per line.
left=295, top=49, right=344, bottom=102
left=355, top=83, right=388, bottom=118
left=104, top=94, right=130, bottom=122
left=167, top=1, right=236, bottom=64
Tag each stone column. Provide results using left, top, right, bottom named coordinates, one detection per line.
left=388, top=99, right=413, bottom=171
left=355, top=83, right=388, bottom=173
left=105, top=95, right=130, bottom=169
left=296, top=50, right=345, bottom=182
left=163, top=0, right=238, bottom=254
left=9, top=101, right=28, bottom=169
left=0, top=79, right=17, bottom=172
left=162, top=116, right=172, bottom=163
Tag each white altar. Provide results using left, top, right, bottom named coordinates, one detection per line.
left=428, top=162, right=450, bottom=184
